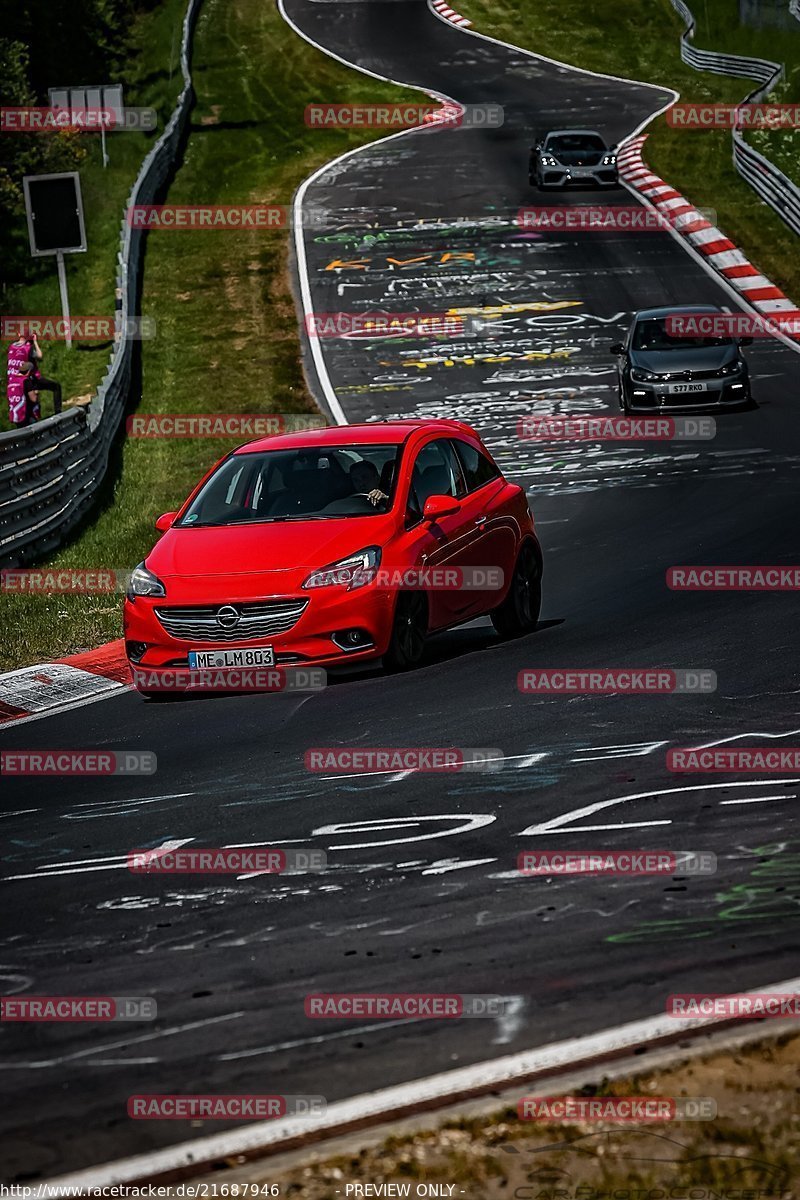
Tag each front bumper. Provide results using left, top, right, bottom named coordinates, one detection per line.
left=537, top=166, right=618, bottom=187
left=624, top=376, right=750, bottom=412
left=123, top=585, right=396, bottom=678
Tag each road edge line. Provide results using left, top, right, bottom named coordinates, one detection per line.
left=41, top=975, right=800, bottom=1191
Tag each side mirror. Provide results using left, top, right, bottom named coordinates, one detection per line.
left=738, top=336, right=753, bottom=347
left=423, top=494, right=459, bottom=521
left=155, top=511, right=177, bottom=532
left=609, top=342, right=625, bottom=355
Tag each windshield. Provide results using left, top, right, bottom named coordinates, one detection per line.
left=178, top=444, right=401, bottom=526
left=546, top=133, right=606, bottom=154
left=632, top=318, right=734, bottom=352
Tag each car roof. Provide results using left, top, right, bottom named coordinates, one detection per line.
left=634, top=304, right=722, bottom=320
left=237, top=418, right=479, bottom=455
left=543, top=129, right=605, bottom=138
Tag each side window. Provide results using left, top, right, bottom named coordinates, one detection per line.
left=406, top=440, right=462, bottom=524
left=452, top=439, right=500, bottom=493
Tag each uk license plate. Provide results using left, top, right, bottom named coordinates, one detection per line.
left=668, top=382, right=707, bottom=394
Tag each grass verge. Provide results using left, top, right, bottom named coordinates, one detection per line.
left=456, top=0, right=800, bottom=301
left=0, top=0, right=190, bottom=433
left=1, top=0, right=422, bottom=672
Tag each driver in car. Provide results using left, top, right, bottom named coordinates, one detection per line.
left=349, top=460, right=388, bottom=507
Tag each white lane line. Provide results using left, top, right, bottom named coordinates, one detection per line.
left=43, top=975, right=800, bottom=1192
left=0, top=1012, right=244, bottom=1070
left=6, top=839, right=195, bottom=882
left=536, top=820, right=672, bottom=832
left=695, top=726, right=800, bottom=749
left=219, top=1017, right=414, bottom=1061
left=720, top=794, right=796, bottom=805
left=518, top=778, right=800, bottom=836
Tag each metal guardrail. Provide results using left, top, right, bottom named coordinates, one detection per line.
left=0, top=0, right=202, bottom=568
left=668, top=0, right=800, bottom=239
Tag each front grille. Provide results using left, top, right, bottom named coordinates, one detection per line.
left=154, top=599, right=308, bottom=643
left=657, top=369, right=720, bottom=382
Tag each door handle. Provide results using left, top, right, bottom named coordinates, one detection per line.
left=474, top=515, right=487, bottom=525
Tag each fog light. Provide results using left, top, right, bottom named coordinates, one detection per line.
left=332, top=628, right=373, bottom=652
left=126, top=641, right=148, bottom=663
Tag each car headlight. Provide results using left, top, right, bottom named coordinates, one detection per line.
left=718, top=361, right=742, bottom=376
left=540, top=155, right=559, bottom=167
left=303, top=546, right=381, bottom=591
left=126, top=562, right=166, bottom=600
left=630, top=368, right=662, bottom=383
left=602, top=153, right=617, bottom=166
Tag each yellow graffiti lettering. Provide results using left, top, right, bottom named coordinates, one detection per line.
left=449, top=301, right=582, bottom=316
left=385, top=255, right=433, bottom=266
left=324, top=258, right=370, bottom=270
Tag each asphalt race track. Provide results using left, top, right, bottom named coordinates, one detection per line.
left=3, top=0, right=800, bottom=1182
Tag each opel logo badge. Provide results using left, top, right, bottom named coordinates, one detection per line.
left=216, top=604, right=240, bottom=629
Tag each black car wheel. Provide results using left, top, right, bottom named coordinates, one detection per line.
left=491, top=542, right=542, bottom=638
left=384, top=591, right=428, bottom=671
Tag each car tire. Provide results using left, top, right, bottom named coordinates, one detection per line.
left=491, top=541, right=542, bottom=639
left=383, top=591, right=428, bottom=671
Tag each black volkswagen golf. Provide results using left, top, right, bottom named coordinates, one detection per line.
left=610, top=305, right=753, bottom=412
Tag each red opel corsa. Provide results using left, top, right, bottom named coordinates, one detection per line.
left=124, top=419, right=542, bottom=689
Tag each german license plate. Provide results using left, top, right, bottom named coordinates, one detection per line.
left=188, top=647, right=274, bottom=669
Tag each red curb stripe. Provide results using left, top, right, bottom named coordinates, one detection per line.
left=722, top=264, right=759, bottom=278
left=700, top=238, right=736, bottom=255
left=59, top=638, right=132, bottom=684
left=0, top=700, right=27, bottom=723
left=740, top=286, right=785, bottom=301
